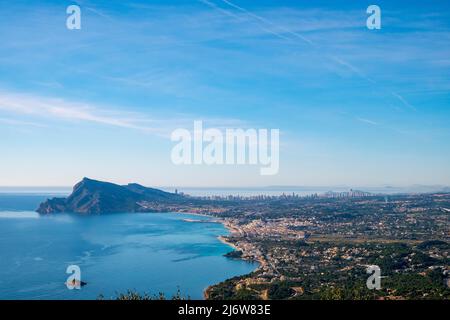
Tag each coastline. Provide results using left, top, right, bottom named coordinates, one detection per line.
left=217, top=235, right=239, bottom=251
left=174, top=211, right=261, bottom=300
left=173, top=211, right=213, bottom=218
left=208, top=219, right=263, bottom=300
left=176, top=211, right=261, bottom=266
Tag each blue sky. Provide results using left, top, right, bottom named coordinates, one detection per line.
left=0, top=0, right=449, bottom=187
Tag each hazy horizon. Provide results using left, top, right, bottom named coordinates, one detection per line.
left=0, top=182, right=449, bottom=189
left=0, top=181, right=449, bottom=197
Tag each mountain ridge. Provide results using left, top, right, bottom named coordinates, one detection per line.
left=36, top=178, right=182, bottom=214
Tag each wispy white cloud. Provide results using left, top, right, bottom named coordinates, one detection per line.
left=0, top=91, right=157, bottom=132
left=84, top=6, right=113, bottom=21
left=391, top=92, right=417, bottom=111
left=0, top=90, right=249, bottom=137
left=0, top=117, right=47, bottom=128
left=201, top=0, right=424, bottom=115
left=199, top=0, right=295, bottom=42
left=356, top=117, right=379, bottom=126
left=218, top=0, right=314, bottom=45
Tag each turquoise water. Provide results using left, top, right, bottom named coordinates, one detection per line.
left=0, top=194, right=256, bottom=300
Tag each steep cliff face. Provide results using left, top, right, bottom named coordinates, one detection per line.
left=36, top=178, right=181, bottom=214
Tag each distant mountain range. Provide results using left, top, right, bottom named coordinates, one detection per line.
left=36, top=178, right=183, bottom=214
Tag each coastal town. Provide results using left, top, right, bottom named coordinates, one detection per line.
left=165, top=192, right=450, bottom=300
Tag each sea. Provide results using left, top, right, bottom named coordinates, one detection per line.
left=0, top=193, right=257, bottom=300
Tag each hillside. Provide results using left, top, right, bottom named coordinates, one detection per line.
left=36, top=178, right=182, bottom=214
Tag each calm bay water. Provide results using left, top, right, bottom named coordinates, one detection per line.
left=0, top=194, right=256, bottom=300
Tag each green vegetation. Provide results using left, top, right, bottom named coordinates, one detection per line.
left=224, top=250, right=243, bottom=259
left=99, top=288, right=189, bottom=300
left=208, top=240, right=450, bottom=300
